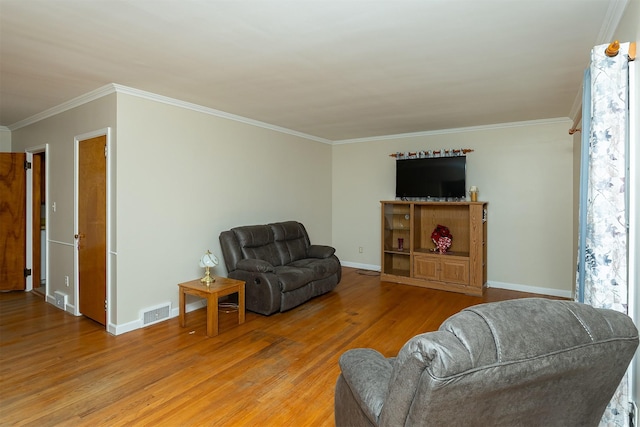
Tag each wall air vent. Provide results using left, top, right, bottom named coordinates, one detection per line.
left=54, top=291, right=67, bottom=310
left=141, top=303, right=171, bottom=326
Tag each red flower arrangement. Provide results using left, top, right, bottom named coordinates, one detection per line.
left=431, top=224, right=452, bottom=253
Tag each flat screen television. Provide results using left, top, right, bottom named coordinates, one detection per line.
left=395, top=156, right=466, bottom=199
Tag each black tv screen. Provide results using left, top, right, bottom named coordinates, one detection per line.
left=395, top=156, right=466, bottom=199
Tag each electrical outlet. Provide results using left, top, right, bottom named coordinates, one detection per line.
left=358, top=247, right=363, bottom=253
left=65, top=276, right=69, bottom=286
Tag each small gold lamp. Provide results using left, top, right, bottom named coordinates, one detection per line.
left=199, top=250, right=219, bottom=287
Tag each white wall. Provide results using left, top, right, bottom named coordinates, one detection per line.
left=10, top=94, right=117, bottom=312
left=0, top=127, right=11, bottom=151
left=9, top=90, right=333, bottom=332
left=113, top=93, right=333, bottom=328
left=332, top=120, right=574, bottom=297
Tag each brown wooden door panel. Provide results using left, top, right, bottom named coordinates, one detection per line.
left=78, top=136, right=106, bottom=325
left=0, top=153, right=26, bottom=291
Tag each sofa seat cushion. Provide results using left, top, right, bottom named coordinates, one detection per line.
left=274, top=265, right=316, bottom=292
left=289, top=257, right=339, bottom=280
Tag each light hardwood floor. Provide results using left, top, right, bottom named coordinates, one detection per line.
left=0, top=268, right=560, bottom=426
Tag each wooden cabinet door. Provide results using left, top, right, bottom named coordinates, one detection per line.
left=440, top=258, right=470, bottom=285
left=414, top=254, right=469, bottom=285
left=414, top=255, right=439, bottom=281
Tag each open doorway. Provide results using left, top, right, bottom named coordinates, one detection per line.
left=25, top=146, right=48, bottom=298
left=0, top=147, right=48, bottom=295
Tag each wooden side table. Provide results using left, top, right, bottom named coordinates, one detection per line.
left=178, top=277, right=245, bottom=337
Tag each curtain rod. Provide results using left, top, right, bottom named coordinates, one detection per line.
left=568, top=41, right=636, bottom=135
left=569, top=105, right=582, bottom=135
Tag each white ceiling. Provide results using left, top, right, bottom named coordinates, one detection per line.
left=0, top=0, right=628, bottom=141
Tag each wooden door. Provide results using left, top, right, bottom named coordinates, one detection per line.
left=77, top=136, right=106, bottom=325
left=0, top=153, right=26, bottom=291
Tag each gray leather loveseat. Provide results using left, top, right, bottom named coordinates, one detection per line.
left=219, top=221, right=341, bottom=315
left=335, top=298, right=639, bottom=427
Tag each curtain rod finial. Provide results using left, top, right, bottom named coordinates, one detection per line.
left=605, top=40, right=620, bottom=57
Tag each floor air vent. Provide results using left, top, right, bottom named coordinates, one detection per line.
left=142, top=303, right=171, bottom=326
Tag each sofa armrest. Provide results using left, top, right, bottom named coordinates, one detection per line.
left=307, top=244, right=336, bottom=259
left=236, top=258, right=275, bottom=273
left=338, top=348, right=392, bottom=423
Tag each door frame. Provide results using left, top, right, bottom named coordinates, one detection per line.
left=25, top=144, right=49, bottom=293
left=74, top=128, right=112, bottom=328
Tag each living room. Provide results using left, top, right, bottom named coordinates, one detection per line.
left=0, top=0, right=637, bottom=326
left=0, top=1, right=639, bottom=423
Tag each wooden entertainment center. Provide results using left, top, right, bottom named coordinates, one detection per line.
left=381, top=201, right=488, bottom=296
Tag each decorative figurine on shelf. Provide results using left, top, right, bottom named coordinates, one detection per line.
left=469, top=185, right=479, bottom=202
left=431, top=224, right=453, bottom=254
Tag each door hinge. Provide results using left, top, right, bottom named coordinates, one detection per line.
left=104, top=145, right=107, bottom=158
left=24, top=161, right=31, bottom=170
left=105, top=300, right=108, bottom=311
left=24, top=268, right=32, bottom=277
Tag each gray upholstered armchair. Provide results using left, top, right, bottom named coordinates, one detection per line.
left=335, top=298, right=639, bottom=427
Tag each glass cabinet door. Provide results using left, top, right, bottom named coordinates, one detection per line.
left=382, top=203, right=411, bottom=277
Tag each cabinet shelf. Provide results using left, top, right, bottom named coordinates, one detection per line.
left=380, top=201, right=487, bottom=296
left=414, top=248, right=469, bottom=258
left=384, top=249, right=410, bottom=254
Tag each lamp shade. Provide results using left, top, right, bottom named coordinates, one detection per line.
left=199, top=251, right=219, bottom=268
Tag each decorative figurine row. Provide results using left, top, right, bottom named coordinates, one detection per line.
left=390, top=148, right=474, bottom=159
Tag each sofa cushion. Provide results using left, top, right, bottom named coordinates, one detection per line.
left=274, top=265, right=316, bottom=292
left=236, top=258, right=275, bottom=273
left=270, top=221, right=310, bottom=265
left=289, top=257, right=339, bottom=280
left=233, top=225, right=281, bottom=267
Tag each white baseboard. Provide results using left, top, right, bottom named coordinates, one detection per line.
left=46, top=294, right=79, bottom=315
left=45, top=294, right=56, bottom=306
left=341, top=261, right=380, bottom=271
left=487, top=281, right=573, bottom=299
left=340, top=262, right=573, bottom=299
left=110, top=299, right=206, bottom=335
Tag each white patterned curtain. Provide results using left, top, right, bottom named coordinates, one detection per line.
left=576, top=42, right=631, bottom=426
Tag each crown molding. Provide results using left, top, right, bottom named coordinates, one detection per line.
left=111, top=84, right=332, bottom=144
left=7, top=84, right=118, bottom=131
left=332, top=117, right=573, bottom=145
left=7, top=83, right=332, bottom=144
left=596, top=0, right=628, bottom=44
left=5, top=82, right=581, bottom=145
